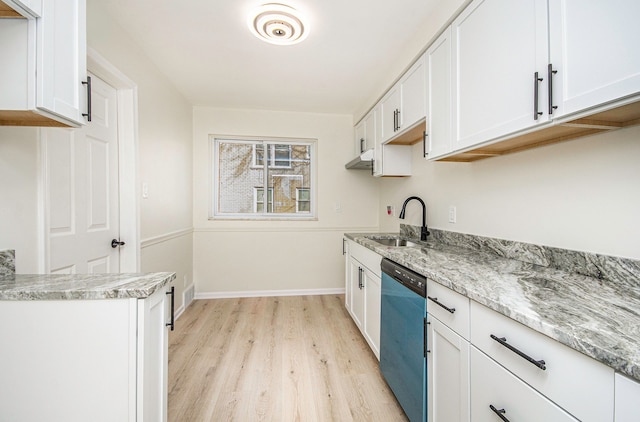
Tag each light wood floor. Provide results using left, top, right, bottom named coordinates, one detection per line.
left=168, top=295, right=408, bottom=421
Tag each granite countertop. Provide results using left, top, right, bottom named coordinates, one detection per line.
left=0, top=272, right=176, bottom=300
left=345, top=232, right=640, bottom=382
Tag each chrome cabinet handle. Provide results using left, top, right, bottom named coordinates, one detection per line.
left=490, top=334, right=546, bottom=370
left=533, top=72, right=543, bottom=120
left=489, top=405, right=510, bottom=422
left=396, top=109, right=401, bottom=131
left=548, top=63, right=558, bottom=115
left=427, top=296, right=455, bottom=313
left=82, top=76, right=92, bottom=122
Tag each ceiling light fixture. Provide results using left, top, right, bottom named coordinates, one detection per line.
left=248, top=3, right=309, bottom=45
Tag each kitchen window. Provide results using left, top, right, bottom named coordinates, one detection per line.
left=211, top=137, right=316, bottom=219
left=253, top=144, right=292, bottom=168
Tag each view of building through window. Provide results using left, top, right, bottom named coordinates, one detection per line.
left=212, top=138, right=314, bottom=218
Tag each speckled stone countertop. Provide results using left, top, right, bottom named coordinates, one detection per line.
left=0, top=272, right=176, bottom=300
left=345, top=230, right=640, bottom=382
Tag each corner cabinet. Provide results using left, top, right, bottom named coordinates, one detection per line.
left=344, top=238, right=381, bottom=359
left=0, top=0, right=88, bottom=127
left=0, top=285, right=173, bottom=421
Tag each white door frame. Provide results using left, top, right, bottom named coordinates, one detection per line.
left=86, top=48, right=140, bottom=272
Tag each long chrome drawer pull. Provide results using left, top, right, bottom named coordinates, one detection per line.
left=489, top=405, right=510, bottom=422
left=490, top=334, right=546, bottom=370
left=427, top=296, right=455, bottom=313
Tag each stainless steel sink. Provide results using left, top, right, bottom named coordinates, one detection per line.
left=368, top=237, right=420, bottom=247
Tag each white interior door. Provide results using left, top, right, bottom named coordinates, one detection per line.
left=44, top=73, right=120, bottom=274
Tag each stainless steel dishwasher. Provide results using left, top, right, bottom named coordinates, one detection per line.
left=380, top=258, right=427, bottom=422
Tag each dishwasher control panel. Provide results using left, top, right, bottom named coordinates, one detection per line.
left=381, top=258, right=426, bottom=297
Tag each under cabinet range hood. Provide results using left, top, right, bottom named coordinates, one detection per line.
left=345, top=149, right=374, bottom=170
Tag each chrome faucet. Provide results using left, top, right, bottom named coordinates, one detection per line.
left=399, top=196, right=430, bottom=241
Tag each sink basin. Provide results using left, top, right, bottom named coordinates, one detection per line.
left=369, top=237, right=420, bottom=247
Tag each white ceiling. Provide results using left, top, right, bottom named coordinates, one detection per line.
left=98, top=0, right=444, bottom=116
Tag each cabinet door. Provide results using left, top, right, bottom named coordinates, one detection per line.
left=615, top=373, right=640, bottom=422
left=400, top=54, right=426, bottom=131
left=452, top=0, right=549, bottom=150
left=380, top=85, right=401, bottom=143
left=137, top=287, right=170, bottom=422
left=363, top=267, right=381, bottom=359
left=363, top=110, right=375, bottom=152
left=354, top=120, right=365, bottom=155
left=470, top=346, right=579, bottom=422
left=427, top=315, right=470, bottom=422
left=37, top=0, right=87, bottom=125
left=344, top=239, right=351, bottom=310
left=348, top=256, right=365, bottom=329
left=548, top=0, right=640, bottom=118
left=426, top=26, right=453, bottom=159
left=373, top=102, right=383, bottom=176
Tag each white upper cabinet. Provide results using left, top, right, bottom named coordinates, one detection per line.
left=363, top=110, right=375, bottom=151
left=400, top=54, right=427, bottom=132
left=380, top=84, right=401, bottom=142
left=548, top=0, right=640, bottom=118
left=380, top=54, right=427, bottom=143
left=37, top=0, right=87, bottom=125
left=0, top=0, right=87, bottom=127
left=426, top=26, right=453, bottom=159
left=354, top=119, right=366, bottom=155
left=452, top=0, right=550, bottom=151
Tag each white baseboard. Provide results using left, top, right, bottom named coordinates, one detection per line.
left=174, top=304, right=185, bottom=321
left=195, top=287, right=345, bottom=300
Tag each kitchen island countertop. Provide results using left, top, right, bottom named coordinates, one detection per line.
left=0, top=272, right=176, bottom=301
left=345, top=232, right=640, bottom=382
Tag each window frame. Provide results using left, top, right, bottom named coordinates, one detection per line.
left=210, top=136, right=317, bottom=220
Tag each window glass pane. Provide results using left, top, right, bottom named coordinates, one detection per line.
left=273, top=144, right=291, bottom=167
left=254, top=145, right=265, bottom=166
left=213, top=138, right=313, bottom=219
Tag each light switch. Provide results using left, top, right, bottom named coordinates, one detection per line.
left=142, top=182, right=149, bottom=199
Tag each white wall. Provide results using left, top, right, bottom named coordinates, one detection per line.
left=0, top=127, right=41, bottom=273
left=193, top=107, right=379, bottom=295
left=379, top=126, right=640, bottom=260
left=87, top=0, right=194, bottom=309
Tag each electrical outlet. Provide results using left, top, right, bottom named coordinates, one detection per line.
left=448, top=206, right=457, bottom=223
left=386, top=205, right=395, bottom=216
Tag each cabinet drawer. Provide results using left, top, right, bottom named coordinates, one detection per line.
left=348, top=240, right=382, bottom=275
left=470, top=346, right=578, bottom=422
left=470, top=301, right=614, bottom=422
left=427, top=279, right=470, bottom=340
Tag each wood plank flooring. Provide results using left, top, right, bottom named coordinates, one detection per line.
left=168, top=295, right=408, bottom=421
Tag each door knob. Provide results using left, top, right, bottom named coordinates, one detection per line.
left=111, top=239, right=126, bottom=248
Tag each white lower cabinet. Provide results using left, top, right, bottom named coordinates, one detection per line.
left=470, top=346, right=578, bottom=422
left=614, top=373, right=640, bottom=422
left=427, top=315, right=469, bottom=422
left=471, top=301, right=614, bottom=422
left=0, top=286, right=171, bottom=421
left=363, top=266, right=381, bottom=357
left=343, top=238, right=381, bottom=359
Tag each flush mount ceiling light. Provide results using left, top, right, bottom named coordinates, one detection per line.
left=248, top=3, right=309, bottom=45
